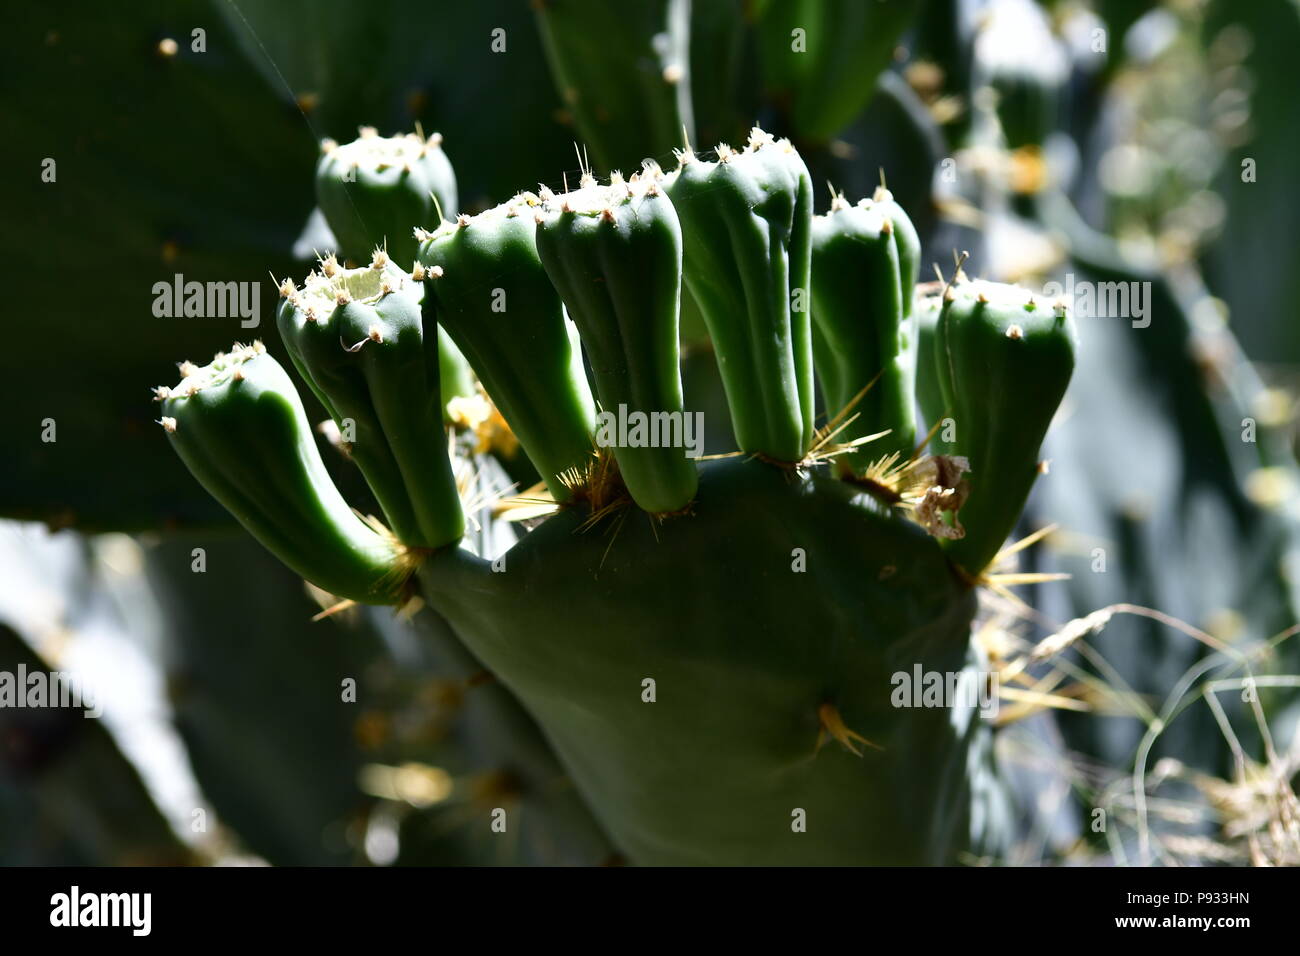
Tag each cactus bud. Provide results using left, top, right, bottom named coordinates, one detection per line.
left=158, top=345, right=410, bottom=603
left=417, top=200, right=596, bottom=501
left=665, top=127, right=815, bottom=462
left=924, top=277, right=1076, bottom=574
left=535, top=173, right=698, bottom=514
left=811, top=195, right=916, bottom=470
left=315, top=128, right=458, bottom=270
left=277, top=261, right=465, bottom=549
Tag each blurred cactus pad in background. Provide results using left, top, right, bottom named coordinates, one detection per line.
left=3, top=0, right=1299, bottom=866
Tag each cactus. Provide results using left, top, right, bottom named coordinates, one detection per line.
left=533, top=166, right=697, bottom=514
left=16, top=0, right=1292, bottom=870
left=156, top=342, right=411, bottom=604
left=416, top=200, right=597, bottom=502
left=666, top=128, right=815, bottom=463
left=315, top=127, right=457, bottom=270
left=755, top=0, right=923, bottom=143
left=274, top=252, right=465, bottom=550
left=156, top=128, right=1078, bottom=864
left=918, top=274, right=1077, bottom=577
left=533, top=0, right=693, bottom=174
left=809, top=189, right=919, bottom=469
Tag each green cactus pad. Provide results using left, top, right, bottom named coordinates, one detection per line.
left=534, top=168, right=698, bottom=514
left=666, top=128, right=815, bottom=462
left=417, top=199, right=597, bottom=502
left=276, top=253, right=465, bottom=550
left=811, top=194, right=916, bottom=469
left=316, top=127, right=457, bottom=270
left=420, top=457, right=1004, bottom=865
left=925, top=276, right=1077, bottom=575
left=157, top=343, right=409, bottom=604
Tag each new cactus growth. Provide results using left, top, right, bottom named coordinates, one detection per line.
left=158, top=128, right=1077, bottom=865
left=810, top=192, right=916, bottom=469
left=666, top=128, right=815, bottom=463
left=534, top=165, right=697, bottom=514
left=918, top=275, right=1077, bottom=575
left=276, top=252, right=465, bottom=550
left=416, top=200, right=597, bottom=502
left=155, top=343, right=410, bottom=604
left=316, top=127, right=457, bottom=269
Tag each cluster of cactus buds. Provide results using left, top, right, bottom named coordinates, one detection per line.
left=158, top=124, right=1076, bottom=864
